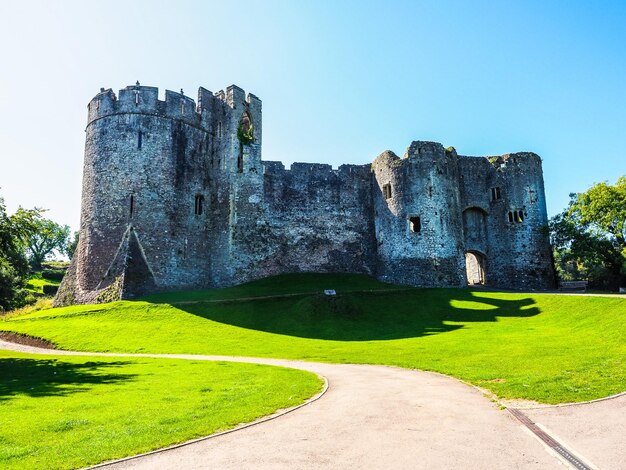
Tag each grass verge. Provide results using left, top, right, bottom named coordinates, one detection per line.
left=0, top=350, right=322, bottom=470
left=1, top=273, right=625, bottom=404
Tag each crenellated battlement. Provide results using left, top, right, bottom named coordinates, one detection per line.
left=262, top=161, right=370, bottom=179
left=86, top=83, right=262, bottom=132
left=458, top=152, right=542, bottom=174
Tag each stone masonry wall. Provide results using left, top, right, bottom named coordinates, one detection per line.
left=458, top=153, right=555, bottom=289
left=55, top=83, right=555, bottom=306
left=224, top=160, right=377, bottom=286
left=372, top=143, right=466, bottom=287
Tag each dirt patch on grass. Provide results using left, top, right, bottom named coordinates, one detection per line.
left=0, top=331, right=56, bottom=349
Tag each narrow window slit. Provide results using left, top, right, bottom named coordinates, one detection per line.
left=237, top=152, right=244, bottom=173
left=137, top=131, right=142, bottom=149
left=194, top=195, right=204, bottom=215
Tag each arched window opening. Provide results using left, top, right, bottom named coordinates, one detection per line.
left=241, top=113, right=251, bottom=133
left=237, top=112, right=254, bottom=145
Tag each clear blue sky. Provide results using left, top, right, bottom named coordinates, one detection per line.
left=1, top=0, right=625, bottom=231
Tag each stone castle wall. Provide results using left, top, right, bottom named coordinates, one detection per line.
left=55, top=83, right=555, bottom=306
left=226, top=160, right=377, bottom=286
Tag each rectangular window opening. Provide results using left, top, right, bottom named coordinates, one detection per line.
left=491, top=187, right=501, bottom=201
left=137, top=131, right=142, bottom=150
left=383, top=183, right=392, bottom=199
left=129, top=195, right=135, bottom=218
left=510, top=209, right=525, bottom=223
left=194, top=195, right=204, bottom=215
left=409, top=216, right=421, bottom=233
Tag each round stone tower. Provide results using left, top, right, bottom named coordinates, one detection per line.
left=372, top=142, right=466, bottom=287
left=63, top=85, right=209, bottom=304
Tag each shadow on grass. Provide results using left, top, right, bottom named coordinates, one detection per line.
left=0, top=358, right=137, bottom=401
left=171, top=288, right=540, bottom=341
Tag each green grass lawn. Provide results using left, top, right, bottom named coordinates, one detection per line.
left=25, top=272, right=61, bottom=294
left=0, top=350, right=322, bottom=470
left=142, top=272, right=406, bottom=303
left=2, top=273, right=625, bottom=404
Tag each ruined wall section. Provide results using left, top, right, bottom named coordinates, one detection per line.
left=209, top=87, right=265, bottom=286
left=372, top=143, right=466, bottom=287
left=224, top=161, right=377, bottom=285
left=459, top=153, right=555, bottom=289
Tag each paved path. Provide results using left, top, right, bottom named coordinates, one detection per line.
left=2, top=340, right=623, bottom=469
left=523, top=395, right=626, bottom=470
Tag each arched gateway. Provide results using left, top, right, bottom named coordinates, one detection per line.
left=462, top=207, right=488, bottom=286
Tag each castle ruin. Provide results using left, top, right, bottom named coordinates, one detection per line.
left=56, top=83, right=555, bottom=305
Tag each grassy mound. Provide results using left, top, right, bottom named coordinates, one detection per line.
left=0, top=350, right=322, bottom=470
left=2, top=273, right=625, bottom=404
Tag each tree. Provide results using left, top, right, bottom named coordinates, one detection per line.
left=23, top=216, right=70, bottom=270
left=570, top=176, right=626, bottom=251
left=65, top=231, right=79, bottom=259
left=550, top=177, right=626, bottom=289
left=0, top=198, right=41, bottom=311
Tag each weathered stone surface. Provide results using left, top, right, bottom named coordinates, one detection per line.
left=55, top=83, right=555, bottom=306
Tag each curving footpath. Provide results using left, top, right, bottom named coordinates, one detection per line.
left=1, top=339, right=624, bottom=469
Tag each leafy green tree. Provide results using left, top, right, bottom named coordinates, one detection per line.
left=24, top=216, right=70, bottom=270
left=65, top=231, right=79, bottom=259
left=550, top=177, right=626, bottom=289
left=570, top=176, right=626, bottom=250
left=0, top=198, right=41, bottom=310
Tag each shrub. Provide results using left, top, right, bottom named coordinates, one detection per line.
left=43, top=285, right=59, bottom=296
left=42, top=269, right=65, bottom=281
